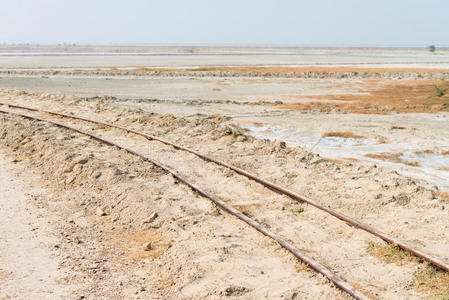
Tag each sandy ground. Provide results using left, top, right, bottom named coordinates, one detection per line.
left=1, top=89, right=448, bottom=298
left=0, top=150, right=72, bottom=299
left=1, top=75, right=447, bottom=194
left=0, top=50, right=448, bottom=299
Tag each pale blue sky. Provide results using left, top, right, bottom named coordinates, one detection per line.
left=1, top=0, right=448, bottom=46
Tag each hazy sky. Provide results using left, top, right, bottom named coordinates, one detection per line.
left=1, top=0, right=448, bottom=46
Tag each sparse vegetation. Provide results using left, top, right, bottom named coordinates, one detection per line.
left=322, top=131, right=365, bottom=139
left=367, top=242, right=449, bottom=299
left=391, top=126, right=406, bottom=130
left=367, top=241, right=416, bottom=265
left=230, top=126, right=247, bottom=142
left=432, top=83, right=449, bottom=98
left=414, top=264, right=449, bottom=300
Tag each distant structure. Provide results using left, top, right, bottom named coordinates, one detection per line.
left=428, top=45, right=436, bottom=53
left=185, top=48, right=196, bottom=54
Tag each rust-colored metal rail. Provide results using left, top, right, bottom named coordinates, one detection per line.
left=2, top=102, right=448, bottom=273
left=0, top=107, right=369, bottom=300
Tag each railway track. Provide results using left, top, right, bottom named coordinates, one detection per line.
left=1, top=101, right=447, bottom=298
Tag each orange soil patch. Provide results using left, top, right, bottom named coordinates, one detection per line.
left=212, top=88, right=221, bottom=91
left=416, top=149, right=435, bottom=154
left=277, top=80, right=449, bottom=114
left=135, top=67, right=151, bottom=72
left=107, top=229, right=170, bottom=261
left=216, top=81, right=231, bottom=86
left=442, top=150, right=449, bottom=155
left=365, top=153, right=402, bottom=161
left=322, top=131, right=365, bottom=139
left=435, top=191, right=449, bottom=200
left=247, top=121, right=264, bottom=126
left=403, top=161, right=420, bottom=167
left=365, top=152, right=423, bottom=167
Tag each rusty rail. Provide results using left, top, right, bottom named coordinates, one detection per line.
left=2, top=102, right=448, bottom=273
left=0, top=107, right=370, bottom=300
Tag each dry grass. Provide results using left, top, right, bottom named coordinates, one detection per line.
left=364, top=152, right=402, bottom=160
left=212, top=88, right=221, bottom=91
left=349, top=282, right=382, bottom=300
left=367, top=242, right=449, bottom=299
left=403, top=161, right=421, bottom=167
left=391, top=126, right=406, bottom=130
left=367, top=241, right=416, bottom=265
left=420, top=149, right=435, bottom=154
left=322, top=131, right=365, bottom=139
left=366, top=151, right=434, bottom=167
left=278, top=80, right=449, bottom=114
left=414, top=265, right=449, bottom=299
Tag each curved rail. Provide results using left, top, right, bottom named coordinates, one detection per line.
left=2, top=102, right=448, bottom=273
left=0, top=107, right=369, bottom=300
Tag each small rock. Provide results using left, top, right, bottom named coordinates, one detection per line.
left=392, top=193, right=410, bottom=206
left=143, top=242, right=152, bottom=251
left=78, top=158, right=89, bottom=165
left=65, top=176, right=75, bottom=184
left=224, top=286, right=250, bottom=296
left=96, top=208, right=106, bottom=216
left=236, top=135, right=246, bottom=142
left=143, top=212, right=158, bottom=224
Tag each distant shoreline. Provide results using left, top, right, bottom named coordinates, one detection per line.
left=1, top=45, right=448, bottom=55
